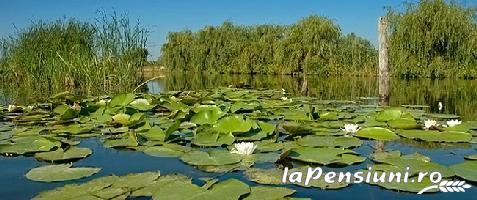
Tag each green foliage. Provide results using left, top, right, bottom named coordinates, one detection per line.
left=161, top=16, right=377, bottom=75
left=387, top=0, right=477, bottom=78
left=0, top=13, right=148, bottom=102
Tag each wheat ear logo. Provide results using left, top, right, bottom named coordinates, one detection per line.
left=418, top=180, right=472, bottom=194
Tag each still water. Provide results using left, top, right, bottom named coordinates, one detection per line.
left=1, top=73, right=476, bottom=199
left=147, top=73, right=477, bottom=120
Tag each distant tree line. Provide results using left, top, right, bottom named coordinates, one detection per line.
left=387, top=0, right=477, bottom=78
left=160, top=15, right=377, bottom=75
left=161, top=0, right=477, bottom=78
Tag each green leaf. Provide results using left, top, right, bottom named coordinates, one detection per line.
left=356, top=127, right=399, bottom=141
left=191, top=179, right=250, bottom=200
left=53, top=104, right=77, bottom=120
left=450, top=160, right=477, bottom=182
left=193, top=131, right=235, bottom=147
left=398, top=130, right=471, bottom=143
left=213, top=116, right=255, bottom=133
left=35, top=147, right=92, bottom=162
left=180, top=149, right=242, bottom=166
left=387, top=118, right=419, bottom=129
left=143, top=144, right=190, bottom=158
left=109, top=93, right=135, bottom=108
left=244, top=186, right=295, bottom=200
left=26, top=164, right=100, bottom=182
left=376, top=109, right=402, bottom=122
left=190, top=106, right=224, bottom=125
left=288, top=147, right=365, bottom=165
left=297, top=135, right=362, bottom=148
left=0, top=136, right=61, bottom=154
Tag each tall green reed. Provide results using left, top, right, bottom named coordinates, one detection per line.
left=0, top=13, right=148, bottom=103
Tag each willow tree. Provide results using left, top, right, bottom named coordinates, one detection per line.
left=387, top=0, right=477, bottom=78
left=160, top=15, right=377, bottom=75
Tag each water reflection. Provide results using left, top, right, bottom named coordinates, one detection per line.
left=146, top=73, right=477, bottom=120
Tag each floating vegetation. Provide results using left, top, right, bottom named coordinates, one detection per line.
left=1, top=87, right=476, bottom=198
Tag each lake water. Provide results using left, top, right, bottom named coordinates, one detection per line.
left=1, top=73, right=476, bottom=199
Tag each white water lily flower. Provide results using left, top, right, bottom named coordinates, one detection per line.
left=131, top=99, right=150, bottom=106
left=7, top=105, right=17, bottom=112
left=342, top=124, right=360, bottom=134
left=446, top=119, right=462, bottom=127
left=281, top=96, right=288, bottom=101
left=281, top=88, right=286, bottom=94
left=424, top=120, right=438, bottom=129
left=231, top=142, right=257, bottom=155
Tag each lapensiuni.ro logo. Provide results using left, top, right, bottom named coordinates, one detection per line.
left=281, top=167, right=472, bottom=194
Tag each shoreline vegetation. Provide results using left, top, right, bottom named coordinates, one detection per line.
left=0, top=0, right=476, bottom=101
left=161, top=0, right=476, bottom=78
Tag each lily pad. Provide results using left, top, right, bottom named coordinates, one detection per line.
left=288, top=147, right=365, bottom=165
left=213, top=116, right=256, bottom=133
left=387, top=118, right=419, bottom=129
left=109, top=93, right=135, bottom=108
left=397, top=130, right=471, bottom=143
left=0, top=136, right=61, bottom=154
left=143, top=144, right=190, bottom=158
left=180, top=149, right=242, bottom=166
left=297, top=135, right=362, bottom=148
left=26, top=164, right=100, bottom=182
left=190, top=106, right=224, bottom=125
left=450, top=160, right=477, bottom=182
left=35, top=147, right=92, bottom=162
left=244, top=186, right=295, bottom=200
left=356, top=127, right=399, bottom=141
left=376, top=109, right=402, bottom=122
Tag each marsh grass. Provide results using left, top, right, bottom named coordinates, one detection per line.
left=0, top=13, right=148, bottom=102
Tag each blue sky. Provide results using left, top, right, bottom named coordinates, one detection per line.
left=1, top=0, right=476, bottom=60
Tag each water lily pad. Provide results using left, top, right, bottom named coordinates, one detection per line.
left=33, top=175, right=117, bottom=200
left=376, top=109, right=402, bottom=122
left=288, top=147, right=365, bottom=165
left=387, top=118, right=419, bottom=129
left=450, top=160, right=477, bottom=182
left=397, top=130, right=471, bottom=143
left=138, top=126, right=166, bottom=141
left=213, top=115, right=256, bottom=133
left=356, top=127, right=399, bottom=141
left=236, top=122, right=276, bottom=141
left=109, top=93, right=135, bottom=108
left=193, top=131, right=235, bottom=147
left=367, top=171, right=439, bottom=193
left=103, top=134, right=138, bottom=148
left=129, top=99, right=154, bottom=111
left=131, top=174, right=191, bottom=197
left=297, top=135, right=362, bottom=148
left=143, top=144, right=190, bottom=157
left=180, top=149, right=242, bottom=166
left=0, top=136, right=61, bottom=154
left=35, top=147, right=92, bottom=162
left=244, top=186, right=295, bottom=200
left=152, top=178, right=205, bottom=199
left=192, top=179, right=250, bottom=200
left=53, top=104, right=78, bottom=120
left=425, top=113, right=459, bottom=119
left=319, top=112, right=338, bottom=121
left=190, top=106, right=224, bottom=125
left=26, top=164, right=100, bottom=182
left=371, top=151, right=454, bottom=177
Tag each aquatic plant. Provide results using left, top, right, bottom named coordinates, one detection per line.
left=0, top=13, right=148, bottom=102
